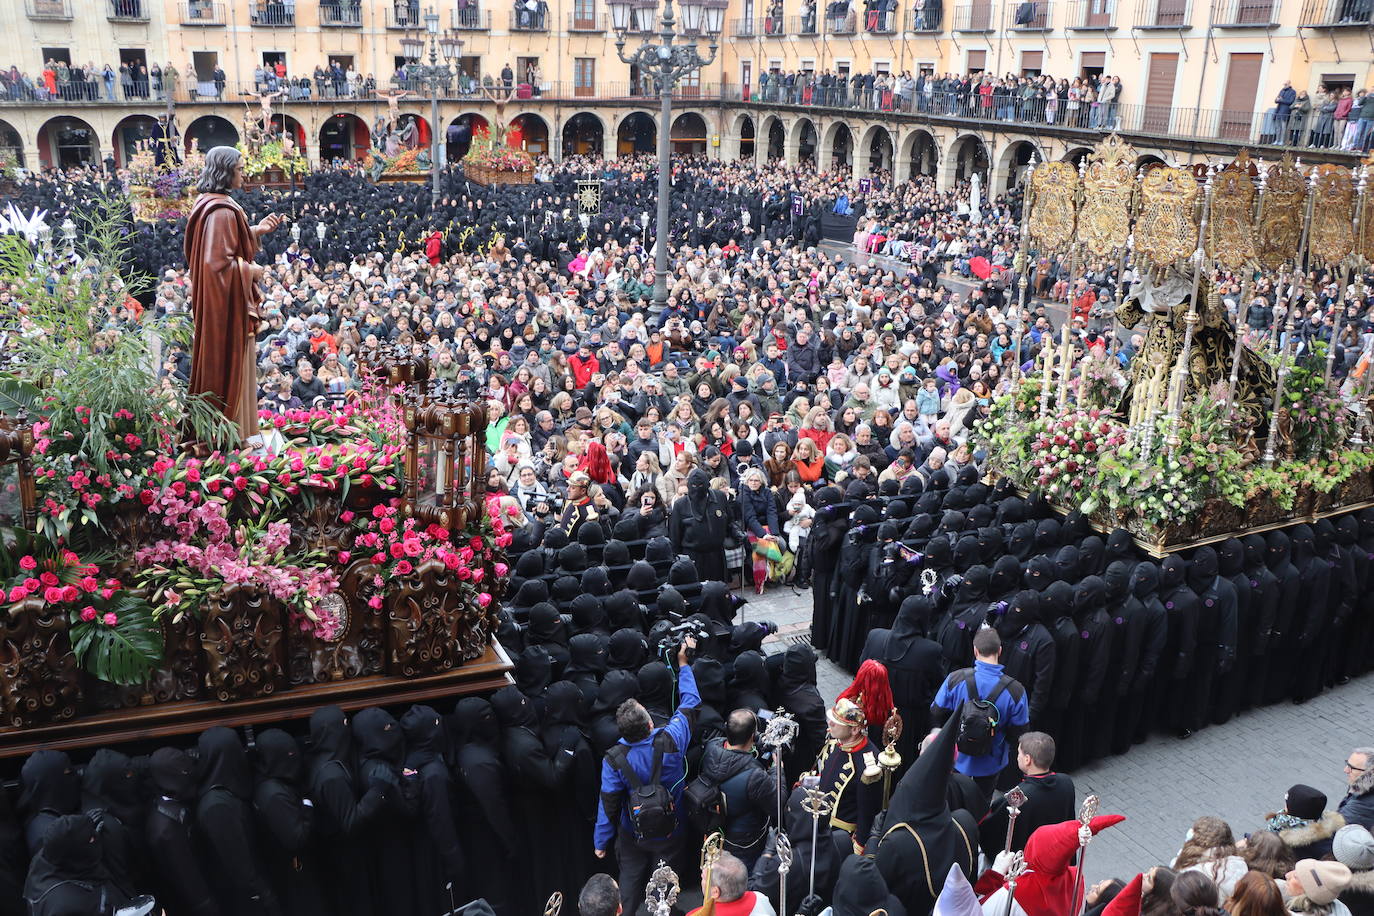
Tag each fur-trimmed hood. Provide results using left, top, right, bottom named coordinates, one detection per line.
left=1278, top=811, right=1347, bottom=848
left=1353, top=767, right=1374, bottom=800
left=1346, top=869, right=1374, bottom=896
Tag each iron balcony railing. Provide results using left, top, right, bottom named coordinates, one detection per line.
left=319, top=1, right=363, bottom=25
left=107, top=0, right=149, bottom=20
left=1008, top=0, right=1053, bottom=27
left=568, top=11, right=607, bottom=28
left=451, top=7, right=491, bottom=28
left=952, top=3, right=995, bottom=29
left=250, top=1, right=295, bottom=25
left=1135, top=0, right=1193, bottom=27
left=179, top=1, right=225, bottom=23
left=1297, top=0, right=1369, bottom=24
left=909, top=2, right=944, bottom=28
left=1066, top=0, right=1116, bottom=26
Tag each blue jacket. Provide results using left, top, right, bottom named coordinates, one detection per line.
left=593, top=662, right=699, bottom=849
left=739, top=482, right=779, bottom=538
left=932, top=659, right=1029, bottom=778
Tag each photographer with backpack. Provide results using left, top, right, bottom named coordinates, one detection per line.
left=593, top=636, right=700, bottom=915
left=685, top=709, right=781, bottom=870
left=930, top=627, right=1030, bottom=807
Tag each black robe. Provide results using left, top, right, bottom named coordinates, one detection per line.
left=1241, top=534, right=1280, bottom=709
left=1289, top=524, right=1331, bottom=702
left=22, top=814, right=130, bottom=916
left=304, top=707, right=386, bottom=916
left=1264, top=531, right=1302, bottom=704
left=353, top=707, right=419, bottom=916
left=862, top=593, right=946, bottom=767
left=449, top=698, right=519, bottom=916
left=1188, top=546, right=1238, bottom=727
left=1059, top=576, right=1113, bottom=772
left=1158, top=556, right=1202, bottom=736
left=537, top=684, right=601, bottom=905
left=1039, top=582, right=1079, bottom=749
left=1212, top=537, right=1251, bottom=724
left=146, top=748, right=219, bottom=916
left=17, top=750, right=80, bottom=858
left=771, top=644, right=828, bottom=787
left=995, top=589, right=1057, bottom=730
left=194, top=727, right=282, bottom=916
left=830, top=521, right=880, bottom=671
left=251, top=729, right=326, bottom=916
left=0, top=788, right=24, bottom=916
left=1116, top=563, right=1167, bottom=754
left=80, top=749, right=146, bottom=901
left=1088, top=562, right=1134, bottom=761
left=400, top=706, right=466, bottom=916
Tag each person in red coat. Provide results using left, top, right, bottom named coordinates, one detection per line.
left=424, top=230, right=442, bottom=266
left=568, top=343, right=600, bottom=389
left=976, top=815, right=1127, bottom=916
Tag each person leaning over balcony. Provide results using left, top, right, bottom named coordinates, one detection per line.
left=1289, top=91, right=1312, bottom=145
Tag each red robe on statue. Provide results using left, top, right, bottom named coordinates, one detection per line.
left=184, top=192, right=263, bottom=442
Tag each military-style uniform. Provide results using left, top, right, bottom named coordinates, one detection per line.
left=811, top=734, right=883, bottom=845
left=557, top=495, right=597, bottom=538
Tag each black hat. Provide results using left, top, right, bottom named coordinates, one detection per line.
left=1285, top=784, right=1327, bottom=821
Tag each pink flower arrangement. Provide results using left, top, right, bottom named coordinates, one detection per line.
left=1028, top=410, right=1127, bottom=502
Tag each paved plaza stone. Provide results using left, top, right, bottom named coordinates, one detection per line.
left=749, top=583, right=1373, bottom=882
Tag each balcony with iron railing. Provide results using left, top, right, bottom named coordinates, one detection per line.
left=509, top=8, right=550, bottom=30
left=249, top=1, right=295, bottom=25
left=908, top=2, right=944, bottom=28
left=730, top=16, right=758, bottom=35
left=826, top=8, right=858, bottom=31
left=1211, top=0, right=1278, bottom=24
left=787, top=13, right=821, bottom=32
left=386, top=6, right=420, bottom=26
left=952, top=3, right=995, bottom=29
left=568, top=11, right=607, bottom=28
left=451, top=6, right=491, bottom=28
left=760, top=13, right=788, bottom=32
left=179, top=0, right=225, bottom=22
left=25, top=0, right=73, bottom=20
left=1008, top=0, right=1052, bottom=27
left=1297, top=0, right=1369, bottom=24
left=1065, top=0, right=1116, bottom=26
left=865, top=7, right=899, bottom=30
left=1135, top=0, right=1193, bottom=26
left=107, top=0, right=149, bottom=20
left=319, top=1, right=363, bottom=25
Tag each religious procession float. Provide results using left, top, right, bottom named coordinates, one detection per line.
left=0, top=216, right=509, bottom=755
left=126, top=146, right=204, bottom=223
left=981, top=134, right=1374, bottom=554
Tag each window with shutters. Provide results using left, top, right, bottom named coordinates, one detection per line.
left=1149, top=0, right=1190, bottom=25
left=572, top=0, right=596, bottom=29
left=1021, top=50, right=1044, bottom=74
left=968, top=49, right=987, bottom=72
left=1081, top=50, right=1106, bottom=79
left=1218, top=53, right=1262, bottom=139
left=1143, top=52, right=1178, bottom=132
left=574, top=58, right=595, bottom=96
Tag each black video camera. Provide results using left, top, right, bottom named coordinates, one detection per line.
left=653, top=612, right=711, bottom=662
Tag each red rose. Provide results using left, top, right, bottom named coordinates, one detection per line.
left=139, top=489, right=155, bottom=505
left=39, top=571, right=59, bottom=587
left=394, top=560, right=413, bottom=575
left=18, top=555, right=36, bottom=571
left=61, top=585, right=80, bottom=603
left=379, top=518, right=395, bottom=534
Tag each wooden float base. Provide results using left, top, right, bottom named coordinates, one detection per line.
left=0, top=641, right=512, bottom=759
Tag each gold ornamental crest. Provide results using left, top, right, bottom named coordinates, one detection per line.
left=1027, top=161, right=1079, bottom=254
left=1135, top=166, right=1199, bottom=267
left=1308, top=164, right=1354, bottom=266
left=1258, top=155, right=1306, bottom=271
left=1078, top=133, right=1136, bottom=254
left=1206, top=154, right=1257, bottom=270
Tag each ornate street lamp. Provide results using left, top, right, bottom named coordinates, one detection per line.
left=607, top=0, right=724, bottom=315
left=405, top=8, right=463, bottom=210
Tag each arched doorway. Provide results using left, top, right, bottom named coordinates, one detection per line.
left=448, top=113, right=490, bottom=161
left=617, top=112, right=656, bottom=156
left=268, top=114, right=308, bottom=153
left=394, top=113, right=429, bottom=151
left=670, top=113, right=708, bottom=155
left=826, top=122, right=853, bottom=172
left=320, top=114, right=369, bottom=162
left=904, top=129, right=937, bottom=179
left=184, top=115, right=238, bottom=153
left=38, top=116, right=98, bottom=169
left=793, top=118, right=817, bottom=163
left=0, top=119, right=23, bottom=168
left=736, top=115, right=755, bottom=160
left=765, top=118, right=785, bottom=160
left=112, top=115, right=158, bottom=168
left=1137, top=153, right=1167, bottom=172
left=561, top=113, right=603, bottom=157
left=950, top=134, right=989, bottom=185
left=509, top=114, right=550, bottom=155
left=1000, top=140, right=1040, bottom=191
left=863, top=125, right=893, bottom=175
left=1062, top=146, right=1092, bottom=168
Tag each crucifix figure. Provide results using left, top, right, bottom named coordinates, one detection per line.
left=477, top=84, right=517, bottom=141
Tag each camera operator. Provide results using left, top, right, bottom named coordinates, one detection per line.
left=593, top=636, right=700, bottom=915
left=693, top=709, right=780, bottom=870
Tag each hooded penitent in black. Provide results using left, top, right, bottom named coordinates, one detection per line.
left=935, top=564, right=990, bottom=670
left=537, top=682, right=600, bottom=906
left=1264, top=530, right=1302, bottom=704
left=489, top=686, right=576, bottom=915
left=251, top=729, right=326, bottom=916
left=876, top=714, right=978, bottom=915
left=449, top=698, right=517, bottom=914
left=22, top=813, right=130, bottom=916
left=748, top=786, right=846, bottom=911
left=668, top=467, right=729, bottom=581
left=727, top=649, right=772, bottom=716
left=1348, top=512, right=1374, bottom=680
left=305, top=706, right=386, bottom=916
left=1057, top=575, right=1112, bottom=772
left=526, top=602, right=571, bottom=677
left=0, top=787, right=24, bottom=916
left=636, top=660, right=674, bottom=727
left=1157, top=555, right=1201, bottom=736
left=80, top=748, right=146, bottom=899
left=352, top=707, right=419, bottom=916
left=830, top=852, right=906, bottom=916
left=566, top=632, right=610, bottom=710
left=17, top=750, right=79, bottom=857
left=995, top=589, right=1056, bottom=728
left=772, top=643, right=828, bottom=786
left=1325, top=516, right=1360, bottom=685
left=588, top=670, right=640, bottom=756
left=1039, top=580, right=1080, bottom=744
left=1186, top=545, right=1237, bottom=726
left=1214, top=537, right=1252, bottom=724
left=829, top=505, right=881, bottom=670
left=1240, top=534, right=1280, bottom=708
left=1116, top=561, right=1167, bottom=754
left=399, top=705, right=466, bottom=916
left=1088, top=560, right=1134, bottom=761
left=862, top=593, right=946, bottom=765
left=1289, top=524, right=1330, bottom=703
left=145, top=748, right=219, bottom=916
left=195, top=727, right=282, bottom=916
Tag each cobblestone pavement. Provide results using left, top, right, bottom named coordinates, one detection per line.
left=747, top=582, right=1374, bottom=882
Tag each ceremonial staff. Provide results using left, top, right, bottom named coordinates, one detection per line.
left=1164, top=166, right=1215, bottom=454
left=776, top=830, right=794, bottom=916
left=544, top=891, right=564, bottom=916
left=1263, top=166, right=1318, bottom=467
left=1012, top=154, right=1036, bottom=387
left=645, top=862, right=681, bottom=916
left=1068, top=795, right=1101, bottom=916
left=878, top=709, right=904, bottom=811
left=1001, top=786, right=1027, bottom=854
left=760, top=709, right=799, bottom=831
left=699, top=831, right=725, bottom=916
left=1226, top=165, right=1266, bottom=407
left=801, top=787, right=834, bottom=900
left=1000, top=852, right=1029, bottom=916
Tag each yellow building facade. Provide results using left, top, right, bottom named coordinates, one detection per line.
left=0, top=0, right=1367, bottom=191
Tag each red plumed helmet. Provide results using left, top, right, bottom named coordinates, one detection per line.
left=838, top=659, right=894, bottom=732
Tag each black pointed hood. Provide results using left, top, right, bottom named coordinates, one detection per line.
left=832, top=853, right=901, bottom=916
left=18, top=750, right=79, bottom=821
left=81, top=749, right=142, bottom=828
left=607, top=627, right=648, bottom=671
left=401, top=704, right=447, bottom=769
left=254, top=729, right=304, bottom=782
left=149, top=747, right=197, bottom=802
left=884, top=709, right=959, bottom=830
left=353, top=707, right=405, bottom=766
left=198, top=726, right=251, bottom=799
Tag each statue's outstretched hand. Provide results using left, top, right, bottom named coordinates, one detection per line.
left=255, top=213, right=285, bottom=236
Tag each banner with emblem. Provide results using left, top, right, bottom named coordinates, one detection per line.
left=576, top=179, right=602, bottom=216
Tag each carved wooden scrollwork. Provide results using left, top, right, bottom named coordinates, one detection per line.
left=200, top=583, right=286, bottom=701
left=287, top=560, right=386, bottom=686
left=386, top=560, right=465, bottom=677
left=0, top=597, right=82, bottom=728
